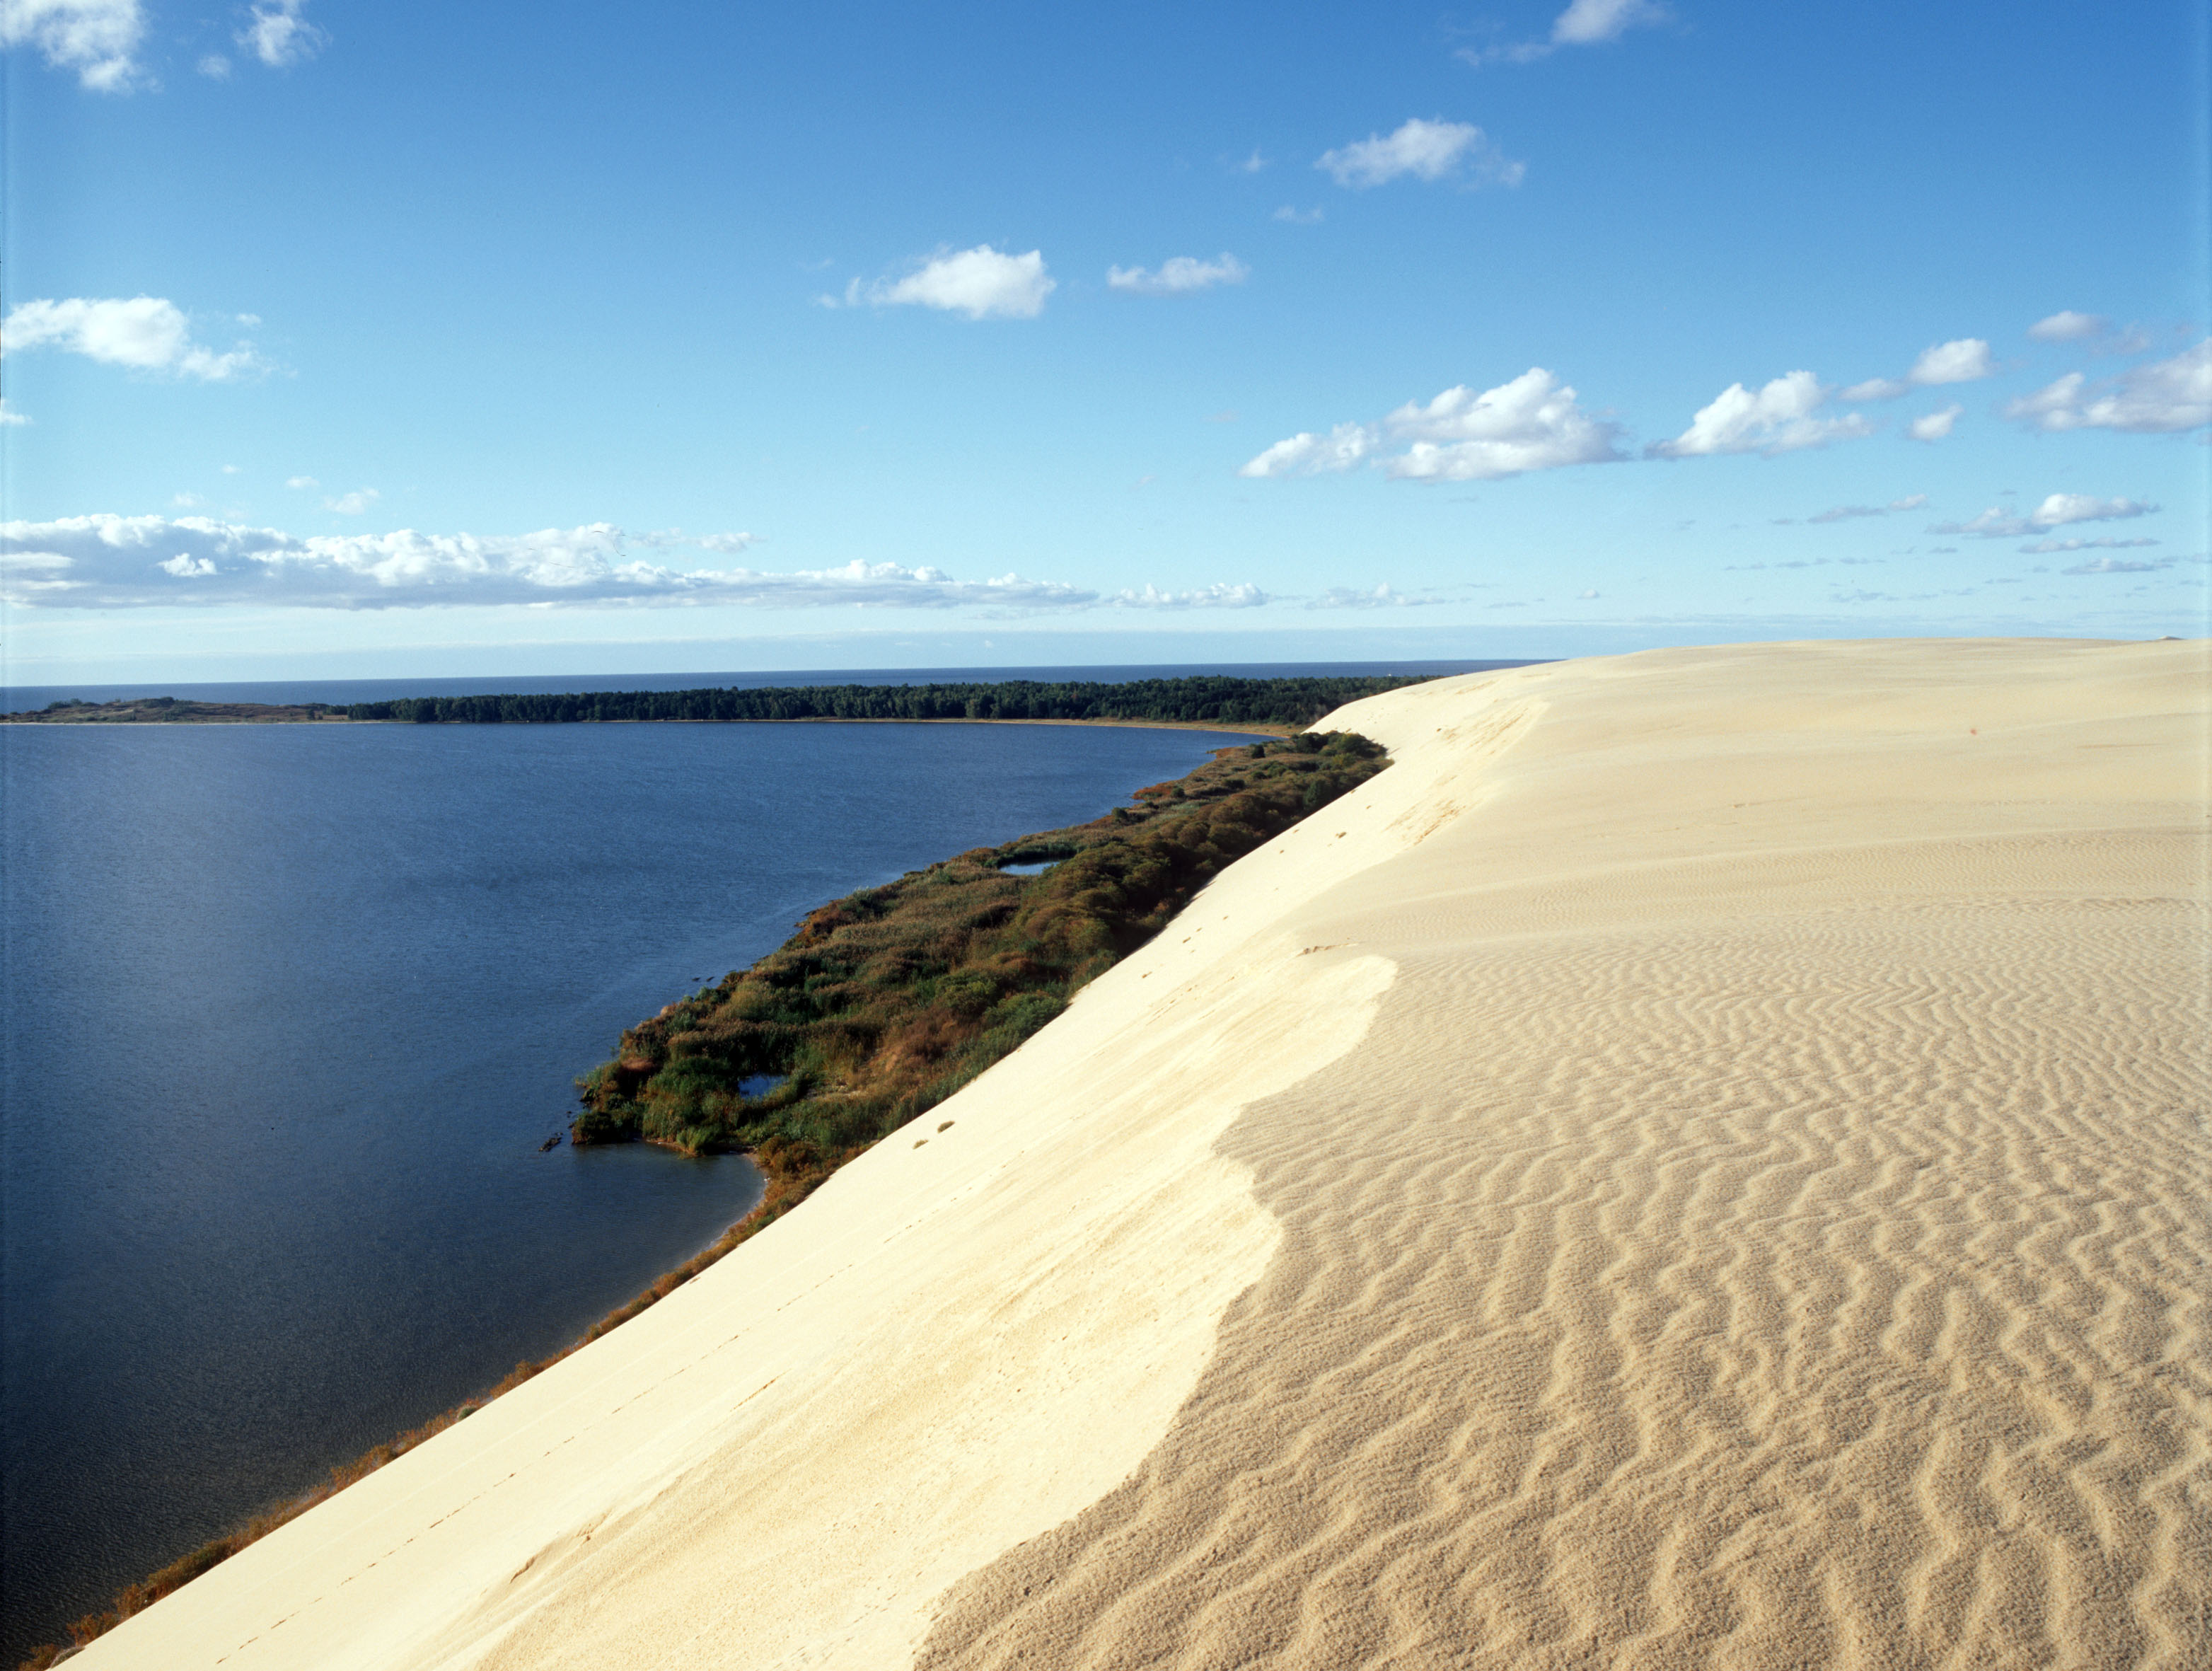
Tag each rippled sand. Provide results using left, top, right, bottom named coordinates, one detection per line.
left=83, top=639, right=2208, bottom=1671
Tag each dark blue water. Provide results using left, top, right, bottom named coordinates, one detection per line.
left=0, top=658, right=1531, bottom=714
left=0, top=719, right=1254, bottom=1660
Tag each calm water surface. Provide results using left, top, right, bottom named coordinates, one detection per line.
left=0, top=720, right=1251, bottom=1658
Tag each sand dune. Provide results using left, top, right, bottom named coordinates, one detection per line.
left=79, top=638, right=2208, bottom=1670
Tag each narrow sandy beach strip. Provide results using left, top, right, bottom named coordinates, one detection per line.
left=79, top=638, right=2208, bottom=1670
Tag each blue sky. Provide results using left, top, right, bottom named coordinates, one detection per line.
left=3, top=0, right=2206, bottom=683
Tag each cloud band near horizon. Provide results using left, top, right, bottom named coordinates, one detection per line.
left=0, top=516, right=1282, bottom=613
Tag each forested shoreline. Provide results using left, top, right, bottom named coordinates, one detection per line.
left=340, top=676, right=1427, bottom=727
left=5, top=674, right=1440, bottom=729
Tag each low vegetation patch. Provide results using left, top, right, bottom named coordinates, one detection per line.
left=572, top=729, right=1389, bottom=1162
left=0, top=696, right=347, bottom=724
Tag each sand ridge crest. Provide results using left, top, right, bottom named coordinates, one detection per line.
left=915, top=639, right=2209, bottom=1670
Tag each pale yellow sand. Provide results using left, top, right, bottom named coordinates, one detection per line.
left=79, top=638, right=2208, bottom=1670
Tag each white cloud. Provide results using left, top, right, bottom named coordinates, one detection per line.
left=323, top=488, right=378, bottom=516
left=1807, top=494, right=1928, bottom=524
left=865, top=245, right=1054, bottom=320
left=2028, top=310, right=2104, bottom=343
left=285, top=475, right=319, bottom=490
left=1238, top=422, right=1377, bottom=478
left=2021, top=312, right=2152, bottom=356
left=1273, top=205, right=1324, bottom=224
left=1648, top=371, right=1873, bottom=458
left=2020, top=536, right=2160, bottom=555
left=1842, top=338, right=1993, bottom=401
left=2033, top=493, right=2155, bottom=526
left=1906, top=337, right=1993, bottom=386
left=638, top=529, right=757, bottom=555
left=1, top=296, right=259, bottom=379
left=2003, top=340, right=2211, bottom=434
left=1909, top=403, right=1962, bottom=441
left=238, top=0, right=323, bottom=68
left=1306, top=584, right=1454, bottom=610
left=2004, top=374, right=2081, bottom=429
left=1242, top=367, right=1623, bottom=483
left=2061, top=555, right=2174, bottom=574
left=1106, top=254, right=1249, bottom=296
left=1461, top=0, right=1667, bottom=66
left=1, top=0, right=141, bottom=90
left=1110, top=582, right=1269, bottom=609
left=1553, top=0, right=1669, bottom=43
left=197, top=52, right=229, bottom=78
left=0, top=516, right=1106, bottom=611
left=1316, top=118, right=1523, bottom=190
left=1381, top=369, right=1625, bottom=480
left=0, top=399, right=29, bottom=426
left=1932, top=493, right=2157, bottom=538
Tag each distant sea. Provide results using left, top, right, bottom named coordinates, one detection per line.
left=0, top=660, right=1529, bottom=1659
left=1, top=657, right=1527, bottom=715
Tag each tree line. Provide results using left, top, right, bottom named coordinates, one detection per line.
left=341, top=674, right=1435, bottom=728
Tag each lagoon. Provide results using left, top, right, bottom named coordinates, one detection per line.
left=0, top=718, right=1253, bottom=1660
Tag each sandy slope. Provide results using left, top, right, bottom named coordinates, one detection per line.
left=81, top=638, right=2208, bottom=1670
